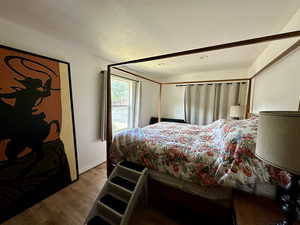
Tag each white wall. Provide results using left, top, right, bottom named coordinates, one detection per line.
left=140, top=81, right=160, bottom=126
left=0, top=18, right=159, bottom=174
left=250, top=9, right=300, bottom=113
left=251, top=49, right=300, bottom=113
left=161, top=85, right=185, bottom=120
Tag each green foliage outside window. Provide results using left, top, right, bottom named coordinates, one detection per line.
left=111, top=79, right=129, bottom=105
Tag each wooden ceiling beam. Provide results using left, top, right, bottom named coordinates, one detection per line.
left=109, top=30, right=300, bottom=67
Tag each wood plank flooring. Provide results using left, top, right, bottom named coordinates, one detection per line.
left=2, top=163, right=182, bottom=225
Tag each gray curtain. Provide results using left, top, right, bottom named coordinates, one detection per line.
left=185, top=82, right=248, bottom=125
left=131, top=81, right=142, bottom=128
left=185, top=84, right=215, bottom=125
left=99, top=71, right=107, bottom=141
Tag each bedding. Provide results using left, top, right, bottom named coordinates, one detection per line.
left=111, top=118, right=290, bottom=192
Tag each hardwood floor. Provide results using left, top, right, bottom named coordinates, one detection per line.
left=2, top=163, right=183, bottom=225
left=3, top=163, right=107, bottom=225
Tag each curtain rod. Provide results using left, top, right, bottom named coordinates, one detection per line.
left=176, top=81, right=248, bottom=87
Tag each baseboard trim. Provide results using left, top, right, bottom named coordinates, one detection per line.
left=79, top=160, right=106, bottom=174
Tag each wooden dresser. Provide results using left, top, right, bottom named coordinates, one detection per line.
left=234, top=191, right=300, bottom=225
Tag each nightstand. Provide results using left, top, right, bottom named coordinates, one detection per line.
left=234, top=191, right=300, bottom=225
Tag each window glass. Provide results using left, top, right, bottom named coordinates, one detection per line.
left=111, top=77, right=132, bottom=133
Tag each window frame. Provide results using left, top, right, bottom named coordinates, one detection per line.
left=111, top=75, right=135, bottom=133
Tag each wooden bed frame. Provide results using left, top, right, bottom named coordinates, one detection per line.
left=105, top=31, right=300, bottom=218
left=106, top=32, right=300, bottom=175
left=147, top=178, right=233, bottom=224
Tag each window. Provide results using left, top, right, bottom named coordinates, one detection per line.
left=111, top=76, right=135, bottom=133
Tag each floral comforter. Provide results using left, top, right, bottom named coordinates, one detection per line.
left=111, top=118, right=289, bottom=190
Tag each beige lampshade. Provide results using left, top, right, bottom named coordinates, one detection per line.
left=255, top=111, right=300, bottom=175
left=230, top=105, right=243, bottom=118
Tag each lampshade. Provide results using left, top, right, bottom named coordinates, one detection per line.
left=255, top=111, right=300, bottom=175
left=230, top=105, right=242, bottom=118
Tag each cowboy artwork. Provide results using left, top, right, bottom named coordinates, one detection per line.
left=0, top=46, right=78, bottom=223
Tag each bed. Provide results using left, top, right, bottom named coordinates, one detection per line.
left=110, top=117, right=290, bottom=203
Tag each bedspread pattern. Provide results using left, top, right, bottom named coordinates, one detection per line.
left=111, top=119, right=289, bottom=189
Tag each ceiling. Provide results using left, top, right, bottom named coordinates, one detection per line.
left=0, top=0, right=299, bottom=80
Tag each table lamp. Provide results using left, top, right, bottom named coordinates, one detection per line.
left=256, top=111, right=300, bottom=225
left=230, top=105, right=243, bottom=120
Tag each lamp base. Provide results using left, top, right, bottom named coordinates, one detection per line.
left=277, top=174, right=300, bottom=225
